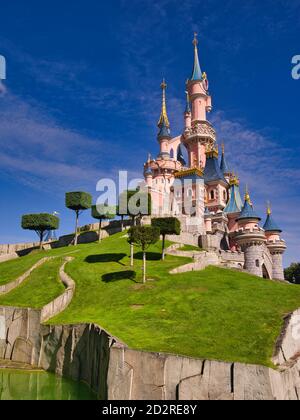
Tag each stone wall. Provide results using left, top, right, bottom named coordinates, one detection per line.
left=107, top=346, right=300, bottom=400
left=1, top=304, right=300, bottom=400
left=40, top=258, right=75, bottom=322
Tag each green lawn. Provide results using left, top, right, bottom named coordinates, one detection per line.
left=1, top=231, right=300, bottom=367
left=179, top=244, right=204, bottom=252
left=0, top=247, right=78, bottom=286
left=0, top=257, right=65, bottom=308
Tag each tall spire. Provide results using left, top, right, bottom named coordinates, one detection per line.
left=157, top=79, right=170, bottom=129
left=190, top=33, right=203, bottom=81
left=220, top=143, right=230, bottom=175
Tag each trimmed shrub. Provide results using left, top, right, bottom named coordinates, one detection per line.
left=152, top=217, right=181, bottom=259
left=21, top=213, right=59, bottom=249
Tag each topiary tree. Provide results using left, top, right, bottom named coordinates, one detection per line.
left=284, top=263, right=300, bottom=284
left=66, top=191, right=92, bottom=246
left=128, top=226, right=160, bottom=284
left=118, top=189, right=152, bottom=226
left=152, top=217, right=181, bottom=260
left=21, top=213, right=60, bottom=250
left=91, top=204, right=116, bottom=243
left=119, top=189, right=152, bottom=266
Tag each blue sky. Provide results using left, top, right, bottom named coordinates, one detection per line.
left=0, top=0, right=299, bottom=265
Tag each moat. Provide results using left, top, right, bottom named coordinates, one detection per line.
left=0, top=369, right=96, bottom=400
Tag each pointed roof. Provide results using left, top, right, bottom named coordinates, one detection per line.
left=237, top=190, right=261, bottom=221
left=224, top=183, right=243, bottom=214
left=263, top=206, right=282, bottom=232
left=220, top=144, right=230, bottom=175
left=190, top=33, right=203, bottom=81
left=157, top=79, right=170, bottom=129
left=157, top=122, right=171, bottom=140
left=204, top=149, right=226, bottom=183
left=177, top=144, right=186, bottom=166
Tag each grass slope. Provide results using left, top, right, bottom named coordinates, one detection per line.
left=0, top=247, right=77, bottom=286
left=1, top=232, right=300, bottom=366
left=0, top=257, right=65, bottom=308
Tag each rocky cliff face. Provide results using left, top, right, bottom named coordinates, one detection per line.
left=1, top=304, right=300, bottom=400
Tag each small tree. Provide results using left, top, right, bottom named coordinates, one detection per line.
left=119, top=189, right=152, bottom=266
left=91, top=204, right=116, bottom=243
left=285, top=263, right=300, bottom=284
left=66, top=192, right=92, bottom=246
left=21, top=213, right=60, bottom=250
left=128, top=226, right=160, bottom=284
left=152, top=217, right=181, bottom=260
left=116, top=205, right=126, bottom=232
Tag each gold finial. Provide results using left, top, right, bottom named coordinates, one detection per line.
left=193, top=32, right=198, bottom=47
left=158, top=78, right=170, bottom=128
left=160, top=78, right=167, bottom=90
left=267, top=201, right=272, bottom=215
left=202, top=71, right=207, bottom=80
left=245, top=185, right=251, bottom=203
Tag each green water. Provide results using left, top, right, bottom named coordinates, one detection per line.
left=0, top=369, right=96, bottom=400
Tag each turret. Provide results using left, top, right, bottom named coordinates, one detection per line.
left=220, top=144, right=231, bottom=182
left=183, top=34, right=215, bottom=171
left=184, top=88, right=192, bottom=130
left=264, top=205, right=286, bottom=281
left=234, top=189, right=267, bottom=277
left=144, top=154, right=153, bottom=188
left=224, top=174, right=243, bottom=238
left=157, top=79, right=171, bottom=160
left=203, top=144, right=228, bottom=212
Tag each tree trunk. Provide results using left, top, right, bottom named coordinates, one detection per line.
left=121, top=216, right=124, bottom=232
left=130, top=243, right=134, bottom=267
left=162, top=235, right=166, bottom=260
left=39, top=231, right=44, bottom=250
left=74, top=210, right=79, bottom=246
left=98, top=219, right=102, bottom=243
left=143, top=251, right=146, bottom=284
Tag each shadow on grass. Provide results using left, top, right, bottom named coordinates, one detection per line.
left=102, top=270, right=137, bottom=283
left=85, top=253, right=127, bottom=265
left=134, top=252, right=161, bottom=261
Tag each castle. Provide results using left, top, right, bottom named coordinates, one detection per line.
left=142, top=35, right=286, bottom=281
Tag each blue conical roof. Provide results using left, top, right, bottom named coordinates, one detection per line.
left=190, top=36, right=203, bottom=81
left=204, top=154, right=226, bottom=183
left=157, top=121, right=171, bottom=140
left=220, top=149, right=230, bottom=175
left=263, top=214, right=282, bottom=233
left=237, top=199, right=261, bottom=221
left=224, top=184, right=243, bottom=214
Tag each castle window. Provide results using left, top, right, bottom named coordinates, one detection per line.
left=256, top=260, right=260, bottom=268
left=223, top=190, right=227, bottom=201
left=170, top=148, right=174, bottom=159
left=210, top=190, right=215, bottom=200
left=187, top=188, right=193, bottom=198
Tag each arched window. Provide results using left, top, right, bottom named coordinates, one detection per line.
left=170, top=148, right=174, bottom=159
left=187, top=188, right=193, bottom=198
left=223, top=190, right=227, bottom=201
left=256, top=260, right=260, bottom=268
left=210, top=190, right=215, bottom=200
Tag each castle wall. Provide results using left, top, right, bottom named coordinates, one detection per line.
left=271, top=253, right=285, bottom=281
left=243, top=243, right=264, bottom=277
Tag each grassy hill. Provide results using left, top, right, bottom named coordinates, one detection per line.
left=1, top=231, right=300, bottom=367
